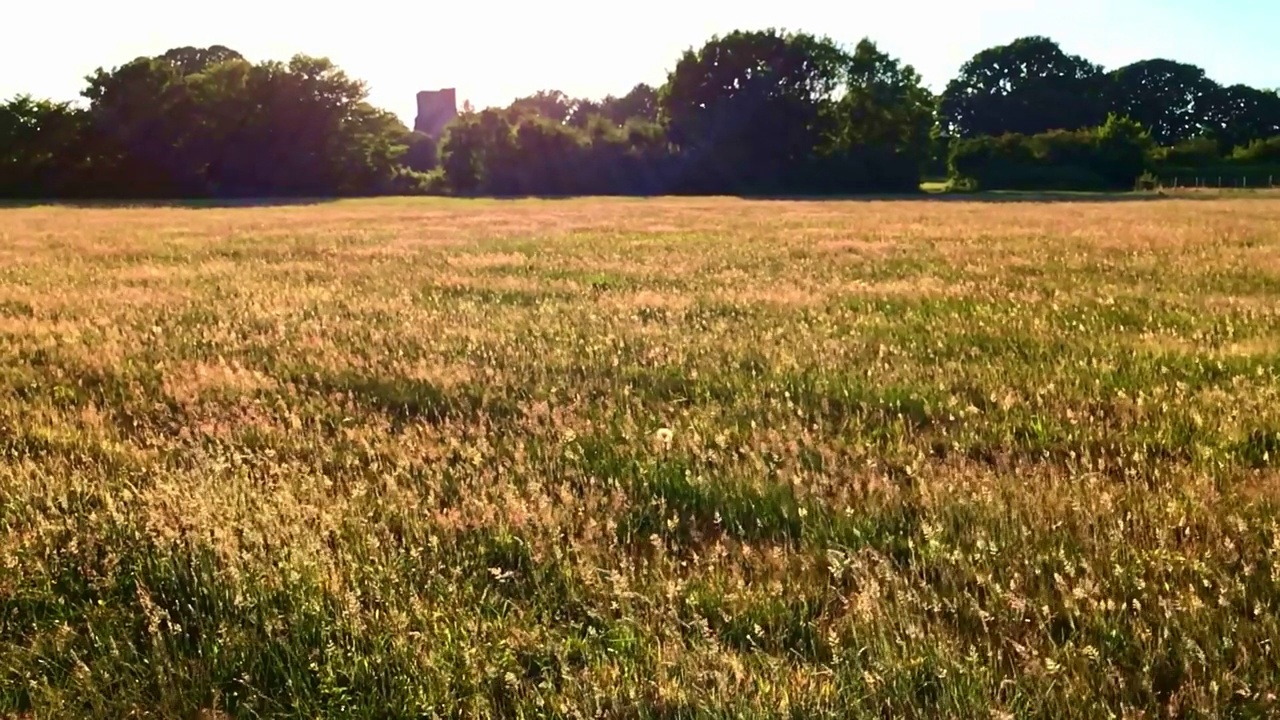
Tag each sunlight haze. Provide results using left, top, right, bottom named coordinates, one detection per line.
left=4, top=0, right=1277, bottom=127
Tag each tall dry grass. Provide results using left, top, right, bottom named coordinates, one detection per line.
left=2, top=195, right=1280, bottom=718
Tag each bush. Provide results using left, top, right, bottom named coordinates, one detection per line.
left=1135, top=172, right=1160, bottom=191
left=1153, top=137, right=1221, bottom=168
left=949, top=116, right=1151, bottom=191
left=1092, top=114, right=1153, bottom=187
left=385, top=168, right=447, bottom=195
left=1231, top=136, right=1280, bottom=164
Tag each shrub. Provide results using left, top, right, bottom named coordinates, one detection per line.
left=1231, top=136, right=1280, bottom=164
left=949, top=116, right=1151, bottom=191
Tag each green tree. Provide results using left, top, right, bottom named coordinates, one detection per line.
left=0, top=96, right=89, bottom=196
left=159, top=45, right=245, bottom=76
left=439, top=113, right=484, bottom=194
left=1107, top=59, right=1218, bottom=146
left=508, top=90, right=574, bottom=124
left=439, top=108, right=519, bottom=194
left=77, top=48, right=408, bottom=197
left=833, top=39, right=934, bottom=166
left=1203, top=84, right=1280, bottom=152
left=1092, top=113, right=1153, bottom=187
left=565, top=85, right=660, bottom=129
left=601, top=84, right=659, bottom=125
left=511, top=115, right=587, bottom=194
left=660, top=28, right=846, bottom=192
left=402, top=131, right=438, bottom=172
left=939, top=36, right=1107, bottom=138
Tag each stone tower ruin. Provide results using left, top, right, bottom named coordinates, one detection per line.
left=414, top=89, right=458, bottom=138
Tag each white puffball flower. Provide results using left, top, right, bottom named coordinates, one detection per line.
left=654, top=427, right=674, bottom=448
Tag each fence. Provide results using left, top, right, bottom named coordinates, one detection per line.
left=1152, top=175, right=1278, bottom=190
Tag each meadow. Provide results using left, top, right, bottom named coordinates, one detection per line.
left=1, top=195, right=1279, bottom=718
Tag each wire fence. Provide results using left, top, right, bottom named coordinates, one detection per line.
left=1152, top=175, right=1278, bottom=190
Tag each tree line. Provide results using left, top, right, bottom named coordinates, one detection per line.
left=940, top=36, right=1280, bottom=190
left=3, top=33, right=1279, bottom=198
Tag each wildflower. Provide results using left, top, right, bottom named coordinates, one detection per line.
left=654, top=427, right=674, bottom=448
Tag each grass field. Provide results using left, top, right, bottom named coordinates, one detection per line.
left=3, top=196, right=1280, bottom=718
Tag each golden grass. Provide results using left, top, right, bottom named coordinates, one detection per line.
left=2, top=195, right=1280, bottom=718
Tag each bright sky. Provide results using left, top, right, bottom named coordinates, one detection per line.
left=3, top=0, right=1277, bottom=127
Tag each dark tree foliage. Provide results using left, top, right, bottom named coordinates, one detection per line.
left=3, top=46, right=409, bottom=198
left=5, top=34, right=1280, bottom=198
left=0, top=96, right=92, bottom=197
left=602, top=84, right=660, bottom=126
left=506, top=85, right=658, bottom=131
left=826, top=39, right=936, bottom=190
left=441, top=30, right=934, bottom=196
left=1202, top=84, right=1280, bottom=153
left=402, top=131, right=438, bottom=173
left=1107, top=59, right=1218, bottom=146
left=158, top=45, right=245, bottom=76
left=940, top=36, right=1108, bottom=139
left=940, top=38, right=1280, bottom=190
left=439, top=107, right=675, bottom=196
left=508, top=90, right=575, bottom=125
left=659, top=29, right=848, bottom=193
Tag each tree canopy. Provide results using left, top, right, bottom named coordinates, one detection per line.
left=3, top=34, right=1279, bottom=198
left=1107, top=59, right=1217, bottom=146
left=939, top=36, right=1108, bottom=139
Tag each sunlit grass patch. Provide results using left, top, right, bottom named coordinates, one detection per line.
left=3, top=196, right=1280, bottom=717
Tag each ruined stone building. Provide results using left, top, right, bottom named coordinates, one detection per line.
left=414, top=89, right=458, bottom=138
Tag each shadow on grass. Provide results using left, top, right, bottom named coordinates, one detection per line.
left=4, top=189, right=1273, bottom=208
left=0, top=197, right=341, bottom=210
left=409, top=189, right=1278, bottom=203
left=747, top=189, right=1276, bottom=203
